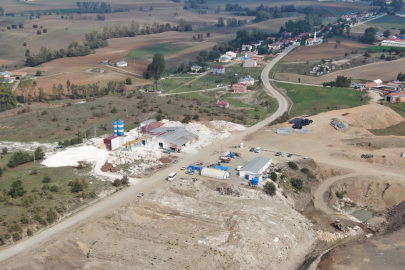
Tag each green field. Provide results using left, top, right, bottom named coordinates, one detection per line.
left=367, top=15, right=405, bottom=30
left=275, top=82, right=365, bottom=117
left=369, top=121, right=405, bottom=136
left=125, top=44, right=190, bottom=60
left=362, top=46, right=405, bottom=52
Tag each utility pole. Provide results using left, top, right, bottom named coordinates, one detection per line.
left=94, top=124, right=97, bottom=138
left=126, top=108, right=128, bottom=119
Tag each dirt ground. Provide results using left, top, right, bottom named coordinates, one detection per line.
left=276, top=55, right=405, bottom=83
left=1, top=180, right=317, bottom=270
left=284, top=39, right=370, bottom=62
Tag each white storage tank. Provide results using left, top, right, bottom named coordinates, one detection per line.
left=201, top=168, right=230, bottom=179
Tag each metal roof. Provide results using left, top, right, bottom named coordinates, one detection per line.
left=241, top=156, right=272, bottom=174
left=152, top=127, right=198, bottom=146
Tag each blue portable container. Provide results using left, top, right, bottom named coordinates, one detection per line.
left=251, top=178, right=259, bottom=185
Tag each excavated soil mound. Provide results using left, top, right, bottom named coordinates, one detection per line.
left=341, top=104, right=404, bottom=130
left=385, top=201, right=405, bottom=235
left=329, top=176, right=405, bottom=211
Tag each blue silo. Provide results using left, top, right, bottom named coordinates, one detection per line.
left=113, top=120, right=118, bottom=136
left=117, top=120, right=124, bottom=136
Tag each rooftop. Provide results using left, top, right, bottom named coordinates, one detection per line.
left=389, top=91, right=405, bottom=97
left=241, top=156, right=272, bottom=174
left=149, top=127, right=198, bottom=146
left=213, top=65, right=225, bottom=69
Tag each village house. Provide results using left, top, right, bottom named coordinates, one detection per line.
left=225, top=51, right=237, bottom=58
left=219, top=55, right=231, bottom=63
left=239, top=75, right=255, bottom=86
left=216, top=100, right=229, bottom=108
left=232, top=82, right=248, bottom=93
left=245, top=52, right=257, bottom=59
left=385, top=91, right=405, bottom=103
left=381, top=39, right=405, bottom=48
left=212, top=65, right=225, bottom=74
left=242, top=45, right=253, bottom=51
left=190, top=65, right=202, bottom=72
left=116, top=61, right=128, bottom=67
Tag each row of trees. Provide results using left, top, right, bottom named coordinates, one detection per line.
left=280, top=14, right=322, bottom=37
left=216, top=17, right=247, bottom=27
left=75, top=1, right=130, bottom=13
left=0, top=7, right=4, bottom=16
left=323, top=76, right=352, bottom=88
left=7, top=147, right=44, bottom=168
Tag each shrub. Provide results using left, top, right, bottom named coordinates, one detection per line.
left=288, top=162, right=298, bottom=170
left=2, top=147, right=8, bottom=155
left=65, top=126, right=71, bottom=131
left=21, top=217, right=29, bottom=224
left=36, top=30, right=41, bottom=35
left=125, top=78, right=132, bottom=85
left=34, top=213, right=47, bottom=226
left=8, top=179, right=26, bottom=198
left=300, top=168, right=310, bottom=174
left=33, top=24, right=38, bottom=28
left=336, top=191, right=345, bottom=199
left=42, top=176, right=51, bottom=183
left=46, top=208, right=58, bottom=223
left=113, top=179, right=122, bottom=187
left=42, top=184, right=50, bottom=191
left=50, top=185, right=60, bottom=192
left=12, top=232, right=21, bottom=241
left=270, top=172, right=277, bottom=182
left=263, top=182, right=276, bottom=196
left=30, top=169, right=38, bottom=175
left=70, top=180, right=83, bottom=193
left=27, top=228, right=33, bottom=236
left=290, top=178, right=303, bottom=190
left=34, top=147, right=45, bottom=160
left=8, top=223, right=22, bottom=233
left=111, top=107, right=117, bottom=114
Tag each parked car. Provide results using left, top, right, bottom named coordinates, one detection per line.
left=282, top=153, right=287, bottom=157
left=303, top=157, right=309, bottom=159
left=181, top=166, right=186, bottom=170
left=250, top=148, right=255, bottom=152
left=275, top=152, right=281, bottom=156
left=255, top=147, right=262, bottom=153
left=288, top=153, right=293, bottom=158
left=173, top=159, right=178, bottom=164
left=137, top=192, right=144, bottom=197
left=236, top=165, right=243, bottom=171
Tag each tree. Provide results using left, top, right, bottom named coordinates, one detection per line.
left=42, top=176, right=51, bottom=183
left=392, top=0, right=404, bottom=11
left=215, top=5, right=221, bottom=14
left=2, top=147, right=8, bottom=155
left=207, top=32, right=210, bottom=37
left=43, top=29, right=47, bottom=33
left=121, top=174, right=129, bottom=185
left=8, top=179, right=26, bottom=198
left=192, top=114, right=199, bottom=121
left=380, top=54, right=385, bottom=59
left=0, top=167, right=3, bottom=177
left=36, top=30, right=41, bottom=35
left=34, top=147, right=45, bottom=160
left=125, top=77, right=132, bottom=85
left=270, top=172, right=277, bottom=182
left=360, top=27, right=377, bottom=44
left=35, top=70, right=42, bottom=76
left=7, top=151, right=33, bottom=168
left=111, top=107, right=117, bottom=113
left=256, top=10, right=271, bottom=22
left=46, top=208, right=58, bottom=223
left=383, top=29, right=391, bottom=38
left=288, top=161, right=298, bottom=170
left=217, top=17, right=225, bottom=27
left=291, top=178, right=303, bottom=190
left=71, top=180, right=83, bottom=193
left=113, top=179, right=122, bottom=187
left=66, top=79, right=71, bottom=96
left=147, top=53, right=166, bottom=81
left=345, top=26, right=350, bottom=37
left=263, top=182, right=276, bottom=196
left=182, top=115, right=191, bottom=123
left=0, top=83, right=17, bottom=111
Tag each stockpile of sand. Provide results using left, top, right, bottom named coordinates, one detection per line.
left=209, top=120, right=246, bottom=132
left=42, top=146, right=109, bottom=167
left=341, top=104, right=404, bottom=130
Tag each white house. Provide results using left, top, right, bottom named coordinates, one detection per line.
left=212, top=65, right=225, bottom=74
left=116, top=61, right=128, bottom=67
left=225, top=51, right=237, bottom=58
left=239, top=75, right=255, bottom=86
left=219, top=55, right=231, bottom=63
left=239, top=156, right=272, bottom=181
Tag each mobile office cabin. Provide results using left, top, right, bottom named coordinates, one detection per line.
left=167, top=172, right=177, bottom=181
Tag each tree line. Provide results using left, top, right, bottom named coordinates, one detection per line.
left=216, top=17, right=247, bottom=27
left=0, top=81, right=17, bottom=112
left=76, top=1, right=130, bottom=13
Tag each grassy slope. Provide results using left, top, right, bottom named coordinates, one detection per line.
left=0, top=154, right=113, bottom=241
left=362, top=46, right=405, bottom=52
left=370, top=103, right=405, bottom=136
left=367, top=15, right=405, bottom=30
left=275, top=82, right=365, bottom=117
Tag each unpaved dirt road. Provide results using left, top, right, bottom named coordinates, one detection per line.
left=0, top=46, right=297, bottom=264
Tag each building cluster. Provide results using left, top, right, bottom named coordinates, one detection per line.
left=100, top=60, right=128, bottom=67
left=0, top=71, right=27, bottom=83
left=102, top=119, right=199, bottom=153
left=232, top=75, right=255, bottom=93
left=341, top=10, right=374, bottom=20
left=219, top=51, right=237, bottom=63
left=357, top=79, right=405, bottom=103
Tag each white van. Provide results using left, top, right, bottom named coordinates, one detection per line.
left=236, top=165, right=243, bottom=171
left=167, top=172, right=177, bottom=181
left=255, top=147, right=262, bottom=153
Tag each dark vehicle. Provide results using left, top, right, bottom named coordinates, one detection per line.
left=173, top=159, right=179, bottom=164
left=250, top=148, right=255, bottom=152
left=275, top=152, right=281, bottom=156
left=288, top=153, right=293, bottom=158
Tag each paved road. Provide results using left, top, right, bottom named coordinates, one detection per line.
left=0, top=45, right=299, bottom=263
left=351, top=13, right=386, bottom=28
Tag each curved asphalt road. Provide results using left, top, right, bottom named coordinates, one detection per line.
left=0, top=45, right=298, bottom=263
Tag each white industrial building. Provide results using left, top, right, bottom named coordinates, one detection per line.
left=147, top=127, right=198, bottom=151
left=201, top=168, right=230, bottom=179
left=103, top=135, right=129, bottom=151
left=239, top=156, right=272, bottom=181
